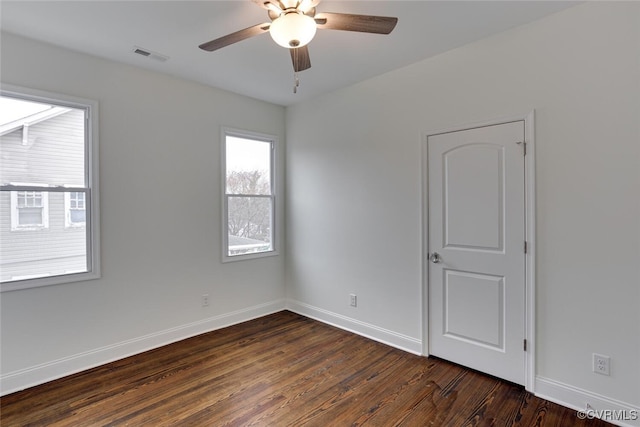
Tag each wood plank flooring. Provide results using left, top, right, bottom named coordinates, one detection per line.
left=0, top=311, right=610, bottom=426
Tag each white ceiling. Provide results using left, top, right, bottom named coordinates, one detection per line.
left=1, top=1, right=578, bottom=106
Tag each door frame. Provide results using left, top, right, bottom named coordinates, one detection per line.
left=421, top=111, right=536, bottom=392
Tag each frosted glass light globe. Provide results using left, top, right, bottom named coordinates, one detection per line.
left=270, top=13, right=317, bottom=48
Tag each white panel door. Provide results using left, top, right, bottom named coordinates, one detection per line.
left=428, top=121, right=525, bottom=385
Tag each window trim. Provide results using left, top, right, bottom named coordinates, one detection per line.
left=0, top=84, right=100, bottom=292
left=221, top=127, right=278, bottom=262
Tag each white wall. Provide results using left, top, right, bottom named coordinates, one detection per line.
left=286, top=1, right=640, bottom=419
left=0, top=33, right=286, bottom=393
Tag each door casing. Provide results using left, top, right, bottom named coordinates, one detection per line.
left=421, top=111, right=536, bottom=392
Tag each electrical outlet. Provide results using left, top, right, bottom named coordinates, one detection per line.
left=593, top=353, right=610, bottom=376
left=349, top=293, right=357, bottom=307
left=201, top=294, right=210, bottom=307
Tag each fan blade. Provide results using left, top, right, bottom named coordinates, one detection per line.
left=290, top=46, right=311, bottom=72
left=315, top=12, right=397, bottom=34
left=199, top=23, right=271, bottom=52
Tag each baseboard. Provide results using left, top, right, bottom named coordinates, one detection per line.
left=535, top=376, right=640, bottom=427
left=286, top=299, right=423, bottom=355
left=0, top=299, right=286, bottom=396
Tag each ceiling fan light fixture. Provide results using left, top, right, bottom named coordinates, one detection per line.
left=269, top=12, right=317, bottom=48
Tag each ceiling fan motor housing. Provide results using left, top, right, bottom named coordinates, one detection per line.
left=259, top=0, right=320, bottom=15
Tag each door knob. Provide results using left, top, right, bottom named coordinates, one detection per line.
left=430, top=252, right=441, bottom=263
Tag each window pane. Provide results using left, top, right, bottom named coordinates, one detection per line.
left=1, top=190, right=88, bottom=283
left=0, top=96, right=86, bottom=187
left=70, top=209, right=86, bottom=224
left=17, top=207, right=43, bottom=226
left=17, top=191, right=43, bottom=207
left=71, top=192, right=86, bottom=209
left=227, top=196, right=272, bottom=256
left=225, top=136, right=271, bottom=195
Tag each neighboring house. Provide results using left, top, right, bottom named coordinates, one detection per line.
left=0, top=106, right=87, bottom=282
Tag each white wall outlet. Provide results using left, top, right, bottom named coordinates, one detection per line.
left=201, top=294, right=210, bottom=307
left=349, top=293, right=357, bottom=307
left=593, top=353, right=610, bottom=376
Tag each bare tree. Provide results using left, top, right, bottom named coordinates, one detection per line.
left=226, top=170, right=271, bottom=242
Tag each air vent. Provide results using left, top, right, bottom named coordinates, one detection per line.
left=132, top=46, right=169, bottom=62
left=133, top=47, right=151, bottom=57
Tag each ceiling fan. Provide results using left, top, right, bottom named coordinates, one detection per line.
left=199, top=0, right=398, bottom=90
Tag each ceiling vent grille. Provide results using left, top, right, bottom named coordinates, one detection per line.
left=133, top=47, right=151, bottom=57
left=132, top=46, right=169, bottom=62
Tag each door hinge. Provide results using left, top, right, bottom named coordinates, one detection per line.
left=524, top=339, right=527, bottom=352
left=523, top=142, right=527, bottom=156
left=524, top=241, right=528, bottom=254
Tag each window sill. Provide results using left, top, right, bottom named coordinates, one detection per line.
left=222, top=249, right=279, bottom=263
left=1, top=270, right=101, bottom=293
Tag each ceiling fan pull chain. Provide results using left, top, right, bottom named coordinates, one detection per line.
left=293, top=72, right=300, bottom=93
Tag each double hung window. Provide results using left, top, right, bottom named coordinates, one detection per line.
left=222, top=129, right=277, bottom=261
left=65, top=191, right=86, bottom=227
left=11, top=189, right=49, bottom=229
left=0, top=86, right=99, bottom=291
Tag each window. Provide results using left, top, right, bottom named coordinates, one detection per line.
left=222, top=129, right=277, bottom=261
left=10, top=188, right=49, bottom=229
left=65, top=191, right=86, bottom=227
left=0, top=85, right=100, bottom=291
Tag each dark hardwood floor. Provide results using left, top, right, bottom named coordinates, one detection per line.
left=1, top=311, right=609, bottom=426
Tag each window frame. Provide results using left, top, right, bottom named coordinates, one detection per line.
left=0, top=84, right=100, bottom=292
left=221, top=127, right=278, bottom=262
